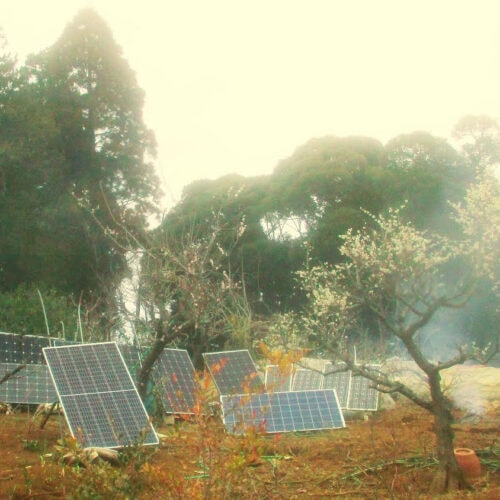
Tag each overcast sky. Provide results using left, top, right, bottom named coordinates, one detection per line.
left=3, top=1, right=500, bottom=209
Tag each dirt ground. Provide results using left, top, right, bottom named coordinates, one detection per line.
left=0, top=399, right=497, bottom=499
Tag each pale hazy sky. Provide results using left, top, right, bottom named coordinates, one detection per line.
left=3, top=1, right=500, bottom=209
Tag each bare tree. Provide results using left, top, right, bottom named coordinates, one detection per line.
left=134, top=204, right=249, bottom=399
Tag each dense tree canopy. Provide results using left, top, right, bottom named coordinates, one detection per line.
left=149, top=130, right=475, bottom=325
left=0, top=9, right=160, bottom=336
left=0, top=9, right=496, bottom=353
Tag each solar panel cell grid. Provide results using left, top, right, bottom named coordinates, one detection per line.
left=348, top=365, right=380, bottom=411
left=221, top=389, right=345, bottom=434
left=0, top=332, right=50, bottom=364
left=203, top=350, right=264, bottom=395
left=291, top=368, right=324, bottom=391
left=43, top=342, right=158, bottom=448
left=323, top=362, right=352, bottom=409
left=0, top=362, right=58, bottom=404
left=264, top=365, right=292, bottom=392
left=151, top=348, right=197, bottom=414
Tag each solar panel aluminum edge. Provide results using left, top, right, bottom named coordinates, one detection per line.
left=221, top=389, right=345, bottom=434
left=347, top=364, right=380, bottom=411
left=0, top=362, right=58, bottom=404
left=202, top=349, right=264, bottom=395
left=291, top=368, right=324, bottom=391
left=322, top=362, right=352, bottom=409
left=264, top=365, right=292, bottom=392
left=43, top=342, right=159, bottom=449
left=151, top=348, right=197, bottom=415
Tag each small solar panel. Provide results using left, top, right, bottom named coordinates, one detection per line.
left=291, top=368, right=324, bottom=391
left=323, top=362, right=352, bottom=409
left=151, top=348, right=197, bottom=414
left=221, top=390, right=345, bottom=434
left=264, top=365, right=292, bottom=392
left=43, top=342, right=158, bottom=448
left=347, top=365, right=380, bottom=411
left=0, top=362, right=58, bottom=404
left=203, top=350, right=264, bottom=395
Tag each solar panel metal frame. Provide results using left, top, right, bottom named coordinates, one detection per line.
left=43, top=342, right=158, bottom=449
left=322, top=362, right=352, bottom=409
left=221, top=389, right=345, bottom=434
left=151, top=348, right=197, bottom=415
left=347, top=364, right=380, bottom=411
left=291, top=368, right=325, bottom=391
left=203, top=349, right=264, bottom=395
left=264, top=364, right=292, bottom=392
left=0, top=362, right=58, bottom=404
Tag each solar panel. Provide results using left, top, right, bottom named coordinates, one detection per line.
left=291, top=368, right=324, bottom=391
left=221, top=389, right=345, bottom=434
left=151, top=348, right=197, bottom=414
left=0, top=362, right=58, bottom=404
left=347, top=365, right=380, bottom=411
left=203, top=350, right=264, bottom=395
left=264, top=365, right=292, bottom=392
left=43, top=342, right=158, bottom=448
left=0, top=332, right=49, bottom=364
left=323, top=362, right=352, bottom=409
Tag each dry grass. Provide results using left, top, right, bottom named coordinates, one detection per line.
left=0, top=398, right=498, bottom=499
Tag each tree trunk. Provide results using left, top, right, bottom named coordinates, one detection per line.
left=137, top=335, right=166, bottom=401
left=428, top=370, right=469, bottom=493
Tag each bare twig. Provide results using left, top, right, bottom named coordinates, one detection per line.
left=0, top=364, right=26, bottom=385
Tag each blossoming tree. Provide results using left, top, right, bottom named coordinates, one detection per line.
left=295, top=170, right=499, bottom=492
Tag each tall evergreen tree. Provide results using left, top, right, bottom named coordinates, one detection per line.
left=0, top=11, right=160, bottom=338
left=20, top=9, right=161, bottom=322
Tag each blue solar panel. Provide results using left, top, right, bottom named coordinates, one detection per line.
left=203, top=350, right=264, bottom=395
left=151, top=348, right=197, bottom=414
left=264, top=365, right=292, bottom=392
left=0, top=362, right=58, bottom=404
left=0, top=332, right=49, bottom=364
left=43, top=342, right=158, bottom=449
left=221, top=389, right=345, bottom=434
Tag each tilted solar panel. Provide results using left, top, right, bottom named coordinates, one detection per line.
left=348, top=364, right=380, bottom=411
left=221, top=389, right=345, bottom=434
left=43, top=342, right=158, bottom=448
left=0, top=362, right=58, bottom=404
left=203, top=350, right=264, bottom=395
left=291, top=368, right=324, bottom=391
left=151, top=348, right=197, bottom=414
left=323, top=362, right=352, bottom=409
left=264, top=365, right=292, bottom=392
